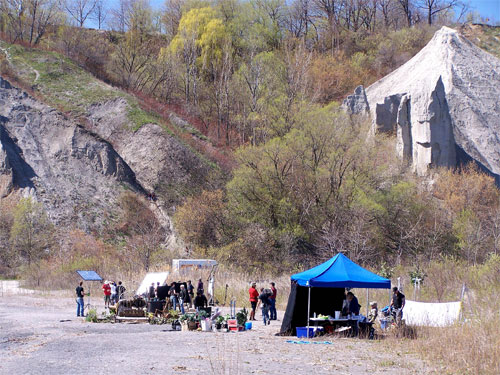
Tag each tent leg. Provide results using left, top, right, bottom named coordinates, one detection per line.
left=307, top=286, right=311, bottom=329
left=366, top=289, right=369, bottom=316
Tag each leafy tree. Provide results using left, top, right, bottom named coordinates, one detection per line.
left=0, top=0, right=62, bottom=45
left=0, top=200, right=14, bottom=271
left=167, top=6, right=218, bottom=104
left=174, top=189, right=229, bottom=248
left=9, top=197, right=54, bottom=267
left=117, top=192, right=165, bottom=272
left=227, top=105, right=384, bottom=263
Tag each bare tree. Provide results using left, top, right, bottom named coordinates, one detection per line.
left=417, top=0, right=457, bottom=25
left=162, top=0, right=184, bottom=39
left=65, top=0, right=97, bottom=27
left=92, top=0, right=107, bottom=29
left=109, top=0, right=131, bottom=32
left=397, top=0, right=412, bottom=26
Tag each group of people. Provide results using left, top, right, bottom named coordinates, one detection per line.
left=341, top=287, right=405, bottom=336
left=148, top=279, right=209, bottom=314
left=248, top=282, right=277, bottom=325
left=74, top=279, right=127, bottom=317
left=102, top=280, right=126, bottom=308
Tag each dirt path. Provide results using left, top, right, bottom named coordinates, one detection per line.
left=0, top=44, right=39, bottom=83
left=0, top=294, right=434, bottom=375
left=0, top=45, right=11, bottom=62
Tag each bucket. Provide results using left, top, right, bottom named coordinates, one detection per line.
left=245, top=322, right=252, bottom=330
left=380, top=319, right=388, bottom=330
left=201, top=319, right=212, bottom=331
left=335, top=311, right=340, bottom=319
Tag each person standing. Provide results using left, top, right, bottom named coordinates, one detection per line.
left=258, top=288, right=271, bottom=325
left=169, top=282, right=178, bottom=311
left=102, top=281, right=111, bottom=309
left=197, top=278, right=204, bottom=294
left=248, top=282, right=259, bottom=321
left=346, top=291, right=360, bottom=316
left=194, top=291, right=208, bottom=312
left=178, top=284, right=188, bottom=314
left=76, top=281, right=85, bottom=317
left=117, top=281, right=126, bottom=300
left=110, top=282, right=117, bottom=305
left=187, top=280, right=194, bottom=307
left=269, top=282, right=277, bottom=320
left=390, top=287, right=406, bottom=325
left=148, top=283, right=155, bottom=300
left=346, top=291, right=360, bottom=336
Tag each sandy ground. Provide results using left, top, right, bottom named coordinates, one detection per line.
left=0, top=285, right=435, bottom=375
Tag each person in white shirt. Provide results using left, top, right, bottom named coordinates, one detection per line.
left=110, top=282, right=117, bottom=305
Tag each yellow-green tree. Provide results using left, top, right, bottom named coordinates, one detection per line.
left=166, top=6, right=219, bottom=104
left=9, top=198, right=54, bottom=267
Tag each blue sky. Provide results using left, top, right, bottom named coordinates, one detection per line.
left=107, top=0, right=500, bottom=24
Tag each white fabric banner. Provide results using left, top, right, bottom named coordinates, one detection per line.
left=404, top=300, right=461, bottom=327
left=136, top=272, right=169, bottom=295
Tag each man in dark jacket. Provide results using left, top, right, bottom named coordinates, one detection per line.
left=346, top=291, right=360, bottom=336
left=178, top=284, right=188, bottom=314
left=194, top=291, right=208, bottom=311
left=258, top=288, right=272, bottom=325
left=390, top=287, right=405, bottom=325
left=187, top=280, right=194, bottom=307
left=76, top=282, right=85, bottom=317
left=169, top=282, right=178, bottom=311
left=346, top=292, right=360, bottom=316
left=117, top=281, right=126, bottom=300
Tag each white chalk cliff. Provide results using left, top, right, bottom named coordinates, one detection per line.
left=345, top=26, right=500, bottom=178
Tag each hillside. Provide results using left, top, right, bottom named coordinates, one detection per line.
left=0, top=40, right=221, bottom=237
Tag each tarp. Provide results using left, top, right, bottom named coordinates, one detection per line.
left=279, top=281, right=345, bottom=335
left=291, top=253, right=391, bottom=289
left=404, top=300, right=461, bottom=327
left=136, top=272, right=169, bottom=296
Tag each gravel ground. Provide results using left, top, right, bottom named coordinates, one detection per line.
left=0, top=291, right=435, bottom=375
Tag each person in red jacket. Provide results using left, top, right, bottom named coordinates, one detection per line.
left=249, top=282, right=259, bottom=321
left=102, top=281, right=111, bottom=309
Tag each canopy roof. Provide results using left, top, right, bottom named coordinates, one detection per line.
left=291, top=253, right=391, bottom=289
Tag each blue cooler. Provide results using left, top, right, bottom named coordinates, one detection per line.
left=245, top=322, right=252, bottom=330
left=296, top=327, right=315, bottom=338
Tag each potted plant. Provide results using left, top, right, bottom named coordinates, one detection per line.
left=236, top=308, right=248, bottom=330
left=215, top=315, right=225, bottom=330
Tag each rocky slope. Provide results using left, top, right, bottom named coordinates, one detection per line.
left=344, top=26, right=500, bottom=180
left=0, top=41, right=218, bottom=244
left=0, top=76, right=143, bottom=230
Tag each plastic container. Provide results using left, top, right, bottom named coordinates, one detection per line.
left=245, top=322, right=252, bottom=330
left=296, top=327, right=315, bottom=338
left=335, top=311, right=341, bottom=319
left=201, top=319, right=212, bottom=331
left=380, top=319, right=388, bottom=330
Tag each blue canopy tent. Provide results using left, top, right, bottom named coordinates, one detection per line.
left=280, top=253, right=391, bottom=335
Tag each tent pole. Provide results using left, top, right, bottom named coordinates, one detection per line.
left=366, top=289, right=369, bottom=316
left=307, top=286, right=311, bottom=330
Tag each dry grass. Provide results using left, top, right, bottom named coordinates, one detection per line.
left=388, top=256, right=500, bottom=375
left=409, top=316, right=500, bottom=374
